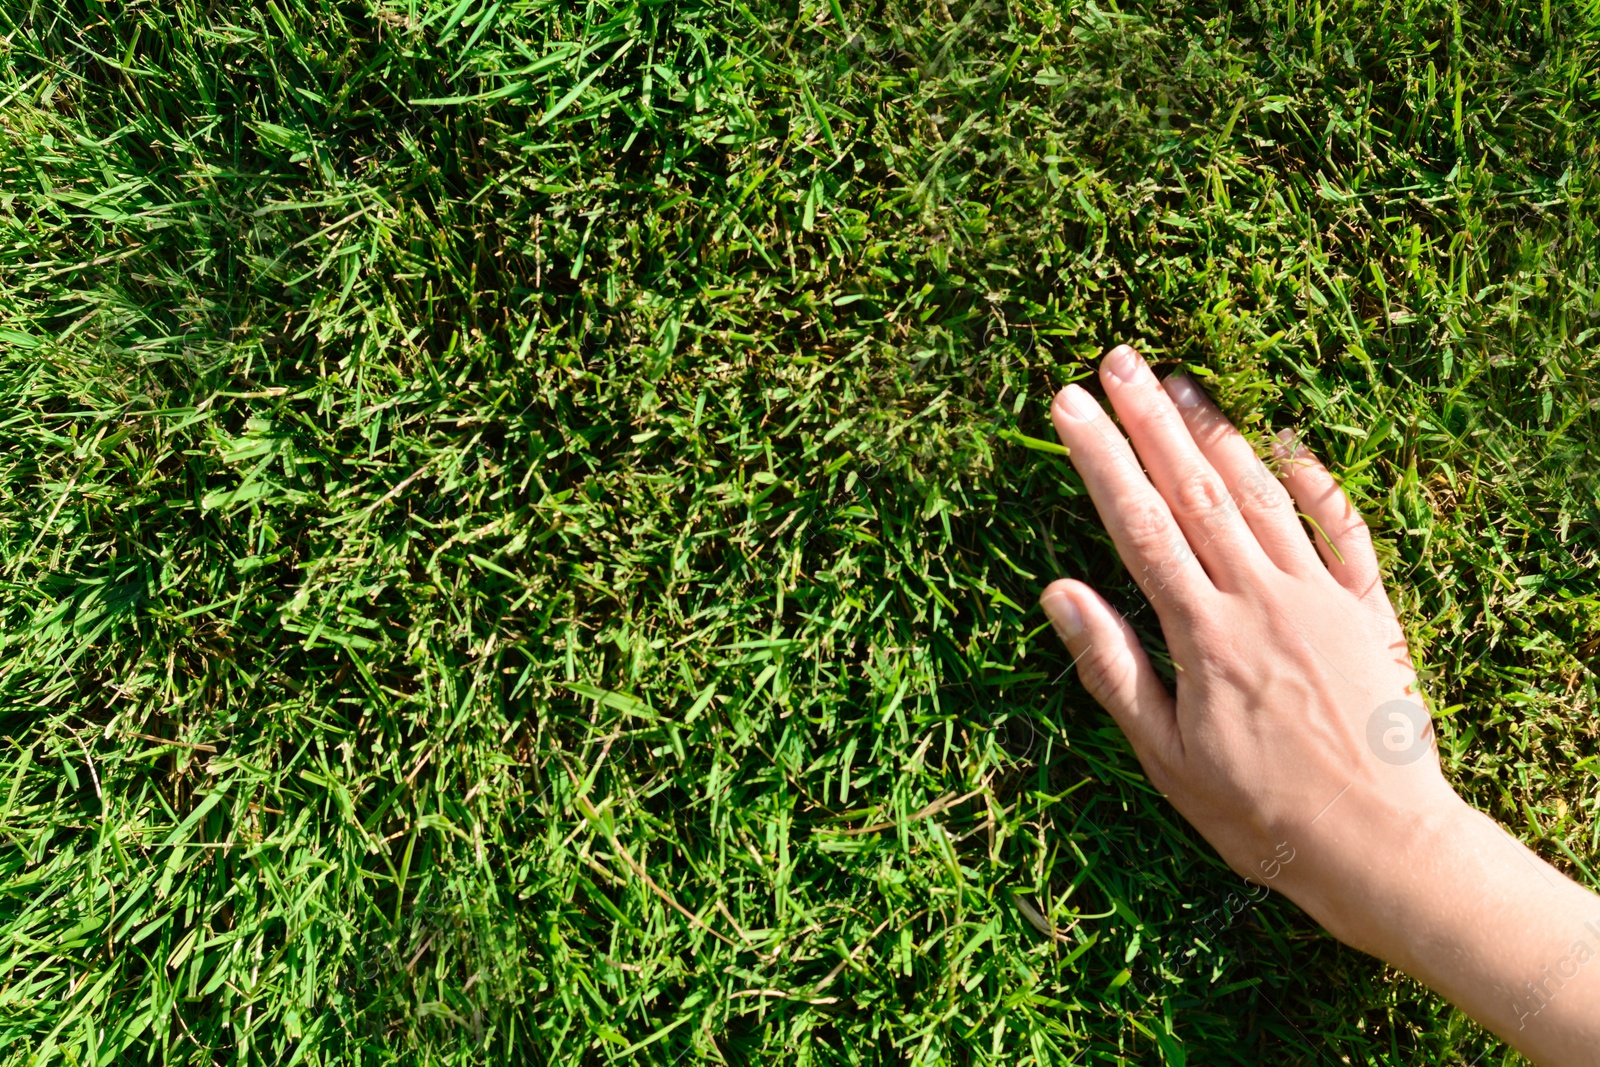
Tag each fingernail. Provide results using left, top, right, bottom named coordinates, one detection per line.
left=1103, top=344, right=1144, bottom=384
left=1165, top=373, right=1205, bottom=409
left=1272, top=427, right=1301, bottom=458
left=1055, top=383, right=1101, bottom=422
left=1041, top=588, right=1084, bottom=640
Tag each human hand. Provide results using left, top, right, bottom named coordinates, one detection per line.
left=1039, top=344, right=1600, bottom=1063
left=1037, top=344, right=1459, bottom=948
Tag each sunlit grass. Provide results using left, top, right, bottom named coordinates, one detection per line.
left=0, top=0, right=1597, bottom=1062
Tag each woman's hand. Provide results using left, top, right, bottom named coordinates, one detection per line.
left=1041, top=344, right=1600, bottom=1064
left=1038, top=344, right=1454, bottom=937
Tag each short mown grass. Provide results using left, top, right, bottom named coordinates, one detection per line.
left=1, top=0, right=1597, bottom=1062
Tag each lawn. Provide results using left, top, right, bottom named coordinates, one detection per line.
left=0, top=0, right=1597, bottom=1062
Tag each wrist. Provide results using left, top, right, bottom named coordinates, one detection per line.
left=1289, top=781, right=1600, bottom=1060
left=1279, top=776, right=1473, bottom=962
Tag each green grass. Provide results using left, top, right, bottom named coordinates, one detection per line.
left=0, top=0, right=1597, bottom=1062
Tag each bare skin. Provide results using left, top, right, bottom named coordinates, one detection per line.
left=1039, top=343, right=1600, bottom=1064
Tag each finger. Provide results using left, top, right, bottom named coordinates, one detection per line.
left=1097, top=345, right=1271, bottom=590
left=1272, top=430, right=1391, bottom=611
left=1040, top=578, right=1181, bottom=784
left=1051, top=382, right=1211, bottom=615
left=1161, top=373, right=1324, bottom=577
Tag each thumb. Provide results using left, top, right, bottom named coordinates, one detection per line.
left=1040, top=579, right=1181, bottom=778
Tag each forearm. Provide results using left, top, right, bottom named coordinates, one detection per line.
left=1321, top=791, right=1600, bottom=1064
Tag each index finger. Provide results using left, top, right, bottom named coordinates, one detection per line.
left=1051, top=381, right=1213, bottom=617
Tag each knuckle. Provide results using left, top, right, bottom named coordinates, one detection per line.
left=1339, top=512, right=1373, bottom=543
left=1077, top=648, right=1137, bottom=708
left=1281, top=452, right=1332, bottom=495
left=1124, top=500, right=1175, bottom=551
left=1170, top=466, right=1234, bottom=523
left=1237, top=462, right=1291, bottom=512
left=1260, top=481, right=1297, bottom=514
left=1122, top=502, right=1184, bottom=573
